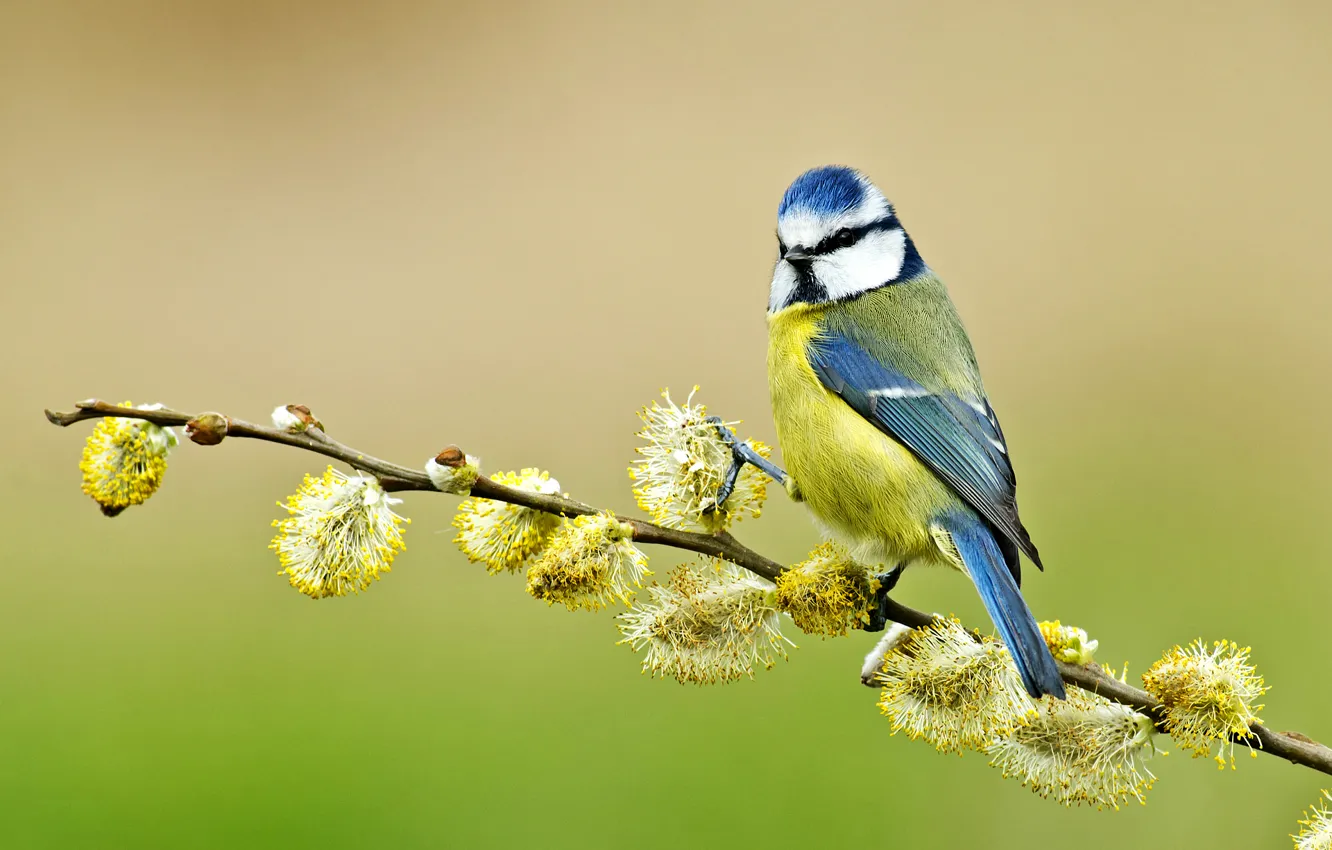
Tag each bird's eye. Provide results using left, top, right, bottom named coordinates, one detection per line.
left=777, top=238, right=788, bottom=257
left=833, top=229, right=856, bottom=248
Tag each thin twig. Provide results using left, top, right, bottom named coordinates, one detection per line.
left=45, top=398, right=1332, bottom=777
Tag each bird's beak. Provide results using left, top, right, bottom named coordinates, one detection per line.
left=783, top=247, right=811, bottom=263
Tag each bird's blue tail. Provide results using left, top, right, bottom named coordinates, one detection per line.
left=936, top=514, right=1066, bottom=700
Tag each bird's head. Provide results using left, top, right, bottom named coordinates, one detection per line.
left=769, top=165, right=923, bottom=312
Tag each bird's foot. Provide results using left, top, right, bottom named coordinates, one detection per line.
left=706, top=416, right=793, bottom=510
left=865, top=565, right=905, bottom=632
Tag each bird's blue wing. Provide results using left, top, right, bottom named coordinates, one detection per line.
left=808, top=330, right=1042, bottom=572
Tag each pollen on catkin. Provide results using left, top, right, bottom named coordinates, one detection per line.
left=453, top=468, right=562, bottom=574
left=872, top=617, right=1035, bottom=753
left=1040, top=620, right=1099, bottom=665
left=526, top=512, right=650, bottom=612
left=629, top=387, right=769, bottom=533
left=774, top=542, right=876, bottom=636
left=616, top=561, right=790, bottom=685
left=269, top=466, right=408, bottom=599
left=79, top=402, right=178, bottom=516
left=988, top=687, right=1159, bottom=810
left=1142, top=639, right=1267, bottom=767
left=1294, top=790, right=1332, bottom=850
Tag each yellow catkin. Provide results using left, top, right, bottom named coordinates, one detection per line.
left=1294, top=790, right=1332, bottom=850
left=629, top=387, right=769, bottom=533
left=1039, top=620, right=1099, bottom=665
left=774, top=542, right=876, bottom=636
left=873, top=618, right=1035, bottom=753
left=988, top=688, right=1158, bottom=810
left=1142, top=639, right=1267, bottom=767
left=270, top=466, right=408, bottom=598
left=526, top=513, right=650, bottom=611
left=79, top=402, right=174, bottom=515
left=616, top=562, right=789, bottom=684
left=453, top=469, right=562, bottom=574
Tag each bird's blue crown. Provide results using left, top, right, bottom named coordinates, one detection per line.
left=778, top=166, right=868, bottom=217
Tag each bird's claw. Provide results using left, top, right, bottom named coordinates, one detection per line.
left=705, top=416, right=793, bottom=511
left=865, top=565, right=904, bottom=632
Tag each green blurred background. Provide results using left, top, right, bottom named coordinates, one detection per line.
left=3, top=1, right=1331, bottom=847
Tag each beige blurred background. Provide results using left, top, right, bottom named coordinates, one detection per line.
left=3, top=1, right=1332, bottom=847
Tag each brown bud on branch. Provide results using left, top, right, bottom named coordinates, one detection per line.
left=185, top=412, right=230, bottom=446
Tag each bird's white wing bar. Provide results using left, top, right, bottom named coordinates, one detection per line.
left=867, top=386, right=932, bottom=400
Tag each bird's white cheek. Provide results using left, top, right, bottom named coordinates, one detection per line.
left=768, top=263, right=798, bottom=312
left=810, top=260, right=853, bottom=301
left=817, top=230, right=907, bottom=300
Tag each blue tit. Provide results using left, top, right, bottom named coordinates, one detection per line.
left=766, top=165, right=1065, bottom=699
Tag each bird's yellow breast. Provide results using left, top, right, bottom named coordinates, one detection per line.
left=767, top=304, right=956, bottom=567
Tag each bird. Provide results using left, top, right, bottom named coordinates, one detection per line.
left=765, top=165, right=1066, bottom=699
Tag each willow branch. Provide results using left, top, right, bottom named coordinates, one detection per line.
left=45, top=398, right=1332, bottom=777
left=1056, top=660, right=1332, bottom=775
left=44, top=400, right=791, bottom=582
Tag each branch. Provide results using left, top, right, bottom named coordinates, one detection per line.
left=45, top=398, right=1332, bottom=777
left=45, top=401, right=796, bottom=582
left=1057, top=660, right=1332, bottom=775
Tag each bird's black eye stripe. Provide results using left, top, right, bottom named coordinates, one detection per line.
left=810, top=214, right=900, bottom=256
